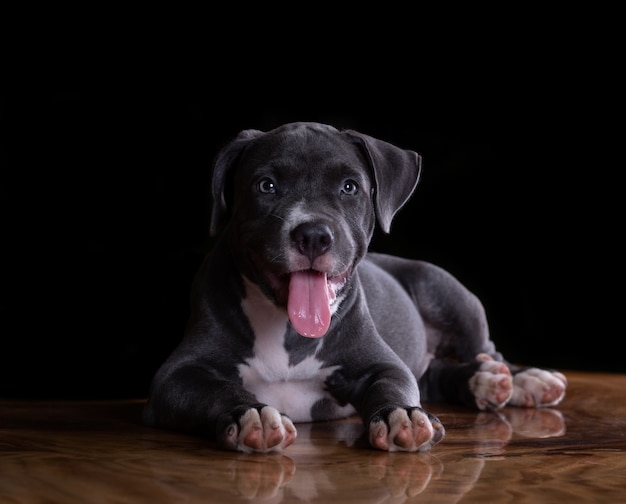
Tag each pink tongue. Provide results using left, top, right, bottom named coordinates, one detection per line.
left=288, top=270, right=331, bottom=338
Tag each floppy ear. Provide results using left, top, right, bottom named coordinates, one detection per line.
left=210, top=129, right=264, bottom=237
left=344, top=130, right=422, bottom=234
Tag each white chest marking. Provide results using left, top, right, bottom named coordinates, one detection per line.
left=238, top=277, right=354, bottom=422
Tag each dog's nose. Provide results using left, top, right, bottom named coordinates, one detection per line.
left=291, top=222, right=334, bottom=262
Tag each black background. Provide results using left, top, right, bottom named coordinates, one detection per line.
left=2, top=39, right=623, bottom=398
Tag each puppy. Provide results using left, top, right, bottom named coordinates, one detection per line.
left=143, top=122, right=567, bottom=453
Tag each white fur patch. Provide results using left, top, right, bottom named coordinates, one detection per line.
left=469, top=360, right=514, bottom=410
left=369, top=408, right=439, bottom=452
left=510, top=368, right=567, bottom=407
left=227, top=406, right=296, bottom=453
left=239, top=277, right=355, bottom=422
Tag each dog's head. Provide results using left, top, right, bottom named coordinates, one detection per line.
left=210, top=122, right=421, bottom=337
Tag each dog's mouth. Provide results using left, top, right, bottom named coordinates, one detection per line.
left=287, top=269, right=349, bottom=338
left=248, top=251, right=351, bottom=338
left=250, top=256, right=349, bottom=338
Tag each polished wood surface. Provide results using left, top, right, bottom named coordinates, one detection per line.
left=1, top=371, right=625, bottom=503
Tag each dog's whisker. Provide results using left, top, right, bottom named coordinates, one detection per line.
left=267, top=213, right=288, bottom=223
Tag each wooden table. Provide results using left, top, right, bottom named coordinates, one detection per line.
left=1, top=371, right=625, bottom=503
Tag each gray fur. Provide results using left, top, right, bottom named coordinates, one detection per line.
left=143, top=122, right=567, bottom=453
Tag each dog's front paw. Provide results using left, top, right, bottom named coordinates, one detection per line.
left=221, top=406, right=297, bottom=453
left=469, top=358, right=514, bottom=411
left=369, top=407, right=445, bottom=452
left=509, top=368, right=567, bottom=408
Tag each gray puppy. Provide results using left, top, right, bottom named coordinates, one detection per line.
left=143, top=122, right=567, bottom=453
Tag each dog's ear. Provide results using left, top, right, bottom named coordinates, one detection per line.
left=345, top=130, right=422, bottom=234
left=210, top=129, right=264, bottom=237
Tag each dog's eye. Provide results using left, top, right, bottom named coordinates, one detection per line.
left=257, top=178, right=276, bottom=194
left=341, top=180, right=359, bottom=195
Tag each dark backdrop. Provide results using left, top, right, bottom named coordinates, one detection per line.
left=2, top=89, right=622, bottom=399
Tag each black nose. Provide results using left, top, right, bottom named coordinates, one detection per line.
left=291, top=222, right=334, bottom=262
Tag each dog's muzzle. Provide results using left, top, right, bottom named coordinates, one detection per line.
left=287, top=222, right=349, bottom=338
left=249, top=220, right=352, bottom=339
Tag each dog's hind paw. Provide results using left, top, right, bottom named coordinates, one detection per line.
left=222, top=406, right=297, bottom=453
left=509, top=368, right=567, bottom=408
left=369, top=407, right=445, bottom=452
left=469, top=359, right=514, bottom=411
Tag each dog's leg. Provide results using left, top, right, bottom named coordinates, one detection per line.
left=219, top=405, right=297, bottom=454
left=420, top=354, right=566, bottom=411
left=368, top=407, right=445, bottom=452
left=369, top=255, right=568, bottom=410
left=420, top=356, right=514, bottom=411
left=367, top=255, right=516, bottom=410
left=143, top=364, right=298, bottom=454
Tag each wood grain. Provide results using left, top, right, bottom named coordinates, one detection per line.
left=1, top=372, right=625, bottom=503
